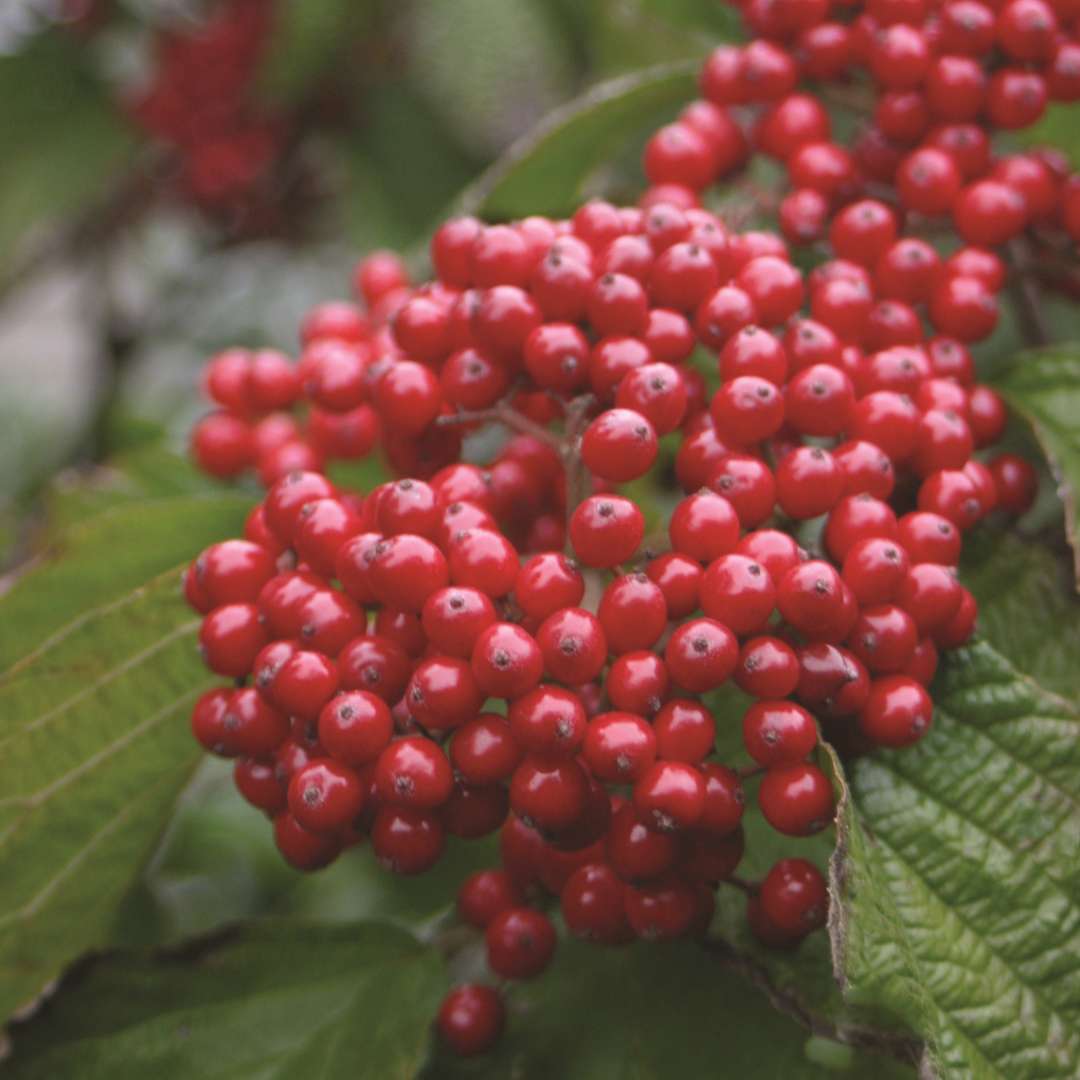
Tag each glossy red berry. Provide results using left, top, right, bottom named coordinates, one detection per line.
left=633, top=761, right=706, bottom=831
left=317, top=690, right=392, bottom=766
left=598, top=573, right=669, bottom=654
left=583, top=712, right=657, bottom=783
left=758, top=763, right=835, bottom=836
left=437, top=985, right=505, bottom=1058
left=700, top=553, right=776, bottom=635
left=288, top=758, right=363, bottom=833
left=486, top=908, right=557, bottom=980
left=742, top=701, right=818, bottom=767
left=760, top=858, right=828, bottom=937
left=859, top=675, right=933, bottom=747
left=375, top=737, right=454, bottom=809
left=570, top=495, right=644, bottom=568
left=561, top=863, right=631, bottom=944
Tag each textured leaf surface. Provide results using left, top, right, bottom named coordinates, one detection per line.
left=0, top=495, right=248, bottom=1018
left=832, top=642, right=1080, bottom=1079
left=689, top=685, right=918, bottom=1055
left=430, top=936, right=914, bottom=1078
left=995, top=347, right=1080, bottom=583
left=5, top=922, right=445, bottom=1079
left=0, top=494, right=250, bottom=669
left=456, top=62, right=697, bottom=219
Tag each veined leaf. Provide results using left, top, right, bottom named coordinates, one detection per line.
left=0, top=495, right=248, bottom=1018
left=831, top=641, right=1080, bottom=1079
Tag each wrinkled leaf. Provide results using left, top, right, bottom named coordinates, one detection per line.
left=0, top=495, right=248, bottom=1018
left=5, top=922, right=445, bottom=1079
left=701, top=686, right=916, bottom=1048
left=455, top=61, right=698, bottom=219
left=831, top=641, right=1080, bottom=1079
left=994, top=346, right=1080, bottom=584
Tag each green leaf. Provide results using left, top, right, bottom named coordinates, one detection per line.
left=259, top=0, right=374, bottom=104
left=1, top=494, right=251, bottom=669
left=405, top=0, right=576, bottom=159
left=0, top=34, right=133, bottom=272
left=994, top=346, right=1080, bottom=584
left=697, top=686, right=916, bottom=1047
left=1019, top=103, right=1080, bottom=168
left=430, top=936, right=916, bottom=1078
left=831, top=641, right=1080, bottom=1079
left=0, top=495, right=248, bottom=1018
left=455, top=61, right=698, bottom=220
left=960, top=529, right=1080, bottom=699
left=4, top=922, right=445, bottom=1079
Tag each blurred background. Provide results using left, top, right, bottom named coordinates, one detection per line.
left=0, top=0, right=745, bottom=575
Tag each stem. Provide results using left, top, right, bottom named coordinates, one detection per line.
left=1007, top=239, right=1051, bottom=348
left=697, top=936, right=924, bottom=1067
left=435, top=404, right=562, bottom=451
left=560, top=393, right=597, bottom=536
left=724, top=875, right=758, bottom=896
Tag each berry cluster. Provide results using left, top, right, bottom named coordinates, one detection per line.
left=653, top=0, right=1080, bottom=257
left=181, top=0, right=1057, bottom=1059
left=125, top=0, right=286, bottom=213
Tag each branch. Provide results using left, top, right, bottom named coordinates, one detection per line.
left=436, top=404, right=562, bottom=451
left=1007, top=239, right=1051, bottom=348
left=698, top=935, right=924, bottom=1067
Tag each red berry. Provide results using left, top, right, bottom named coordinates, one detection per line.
left=775, top=447, right=844, bottom=520
left=665, top=617, right=738, bottom=693
left=273, top=812, right=341, bottom=871
left=375, top=736, right=454, bottom=809
left=734, top=636, right=800, bottom=698
left=288, top=758, right=363, bottom=832
left=859, top=675, right=933, bottom=747
left=633, top=761, right=706, bottom=831
left=437, top=985, right=505, bottom=1058
left=700, top=554, right=776, bottom=635
left=561, top=863, right=631, bottom=944
left=570, top=495, right=644, bottom=568
left=537, top=607, right=607, bottom=685
left=598, top=573, right=668, bottom=654
left=472, top=622, right=544, bottom=699
left=451, top=713, right=522, bottom=784
left=760, top=858, right=828, bottom=936
left=742, top=701, right=818, bottom=767
left=581, top=408, right=658, bottom=482
left=448, top=529, right=520, bottom=599
left=583, top=712, right=657, bottom=783
left=486, top=908, right=557, bottom=979
left=372, top=806, right=445, bottom=874
left=758, top=762, right=834, bottom=836
left=318, top=690, right=392, bottom=766
left=652, top=698, right=716, bottom=763
left=989, top=454, right=1038, bottom=514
